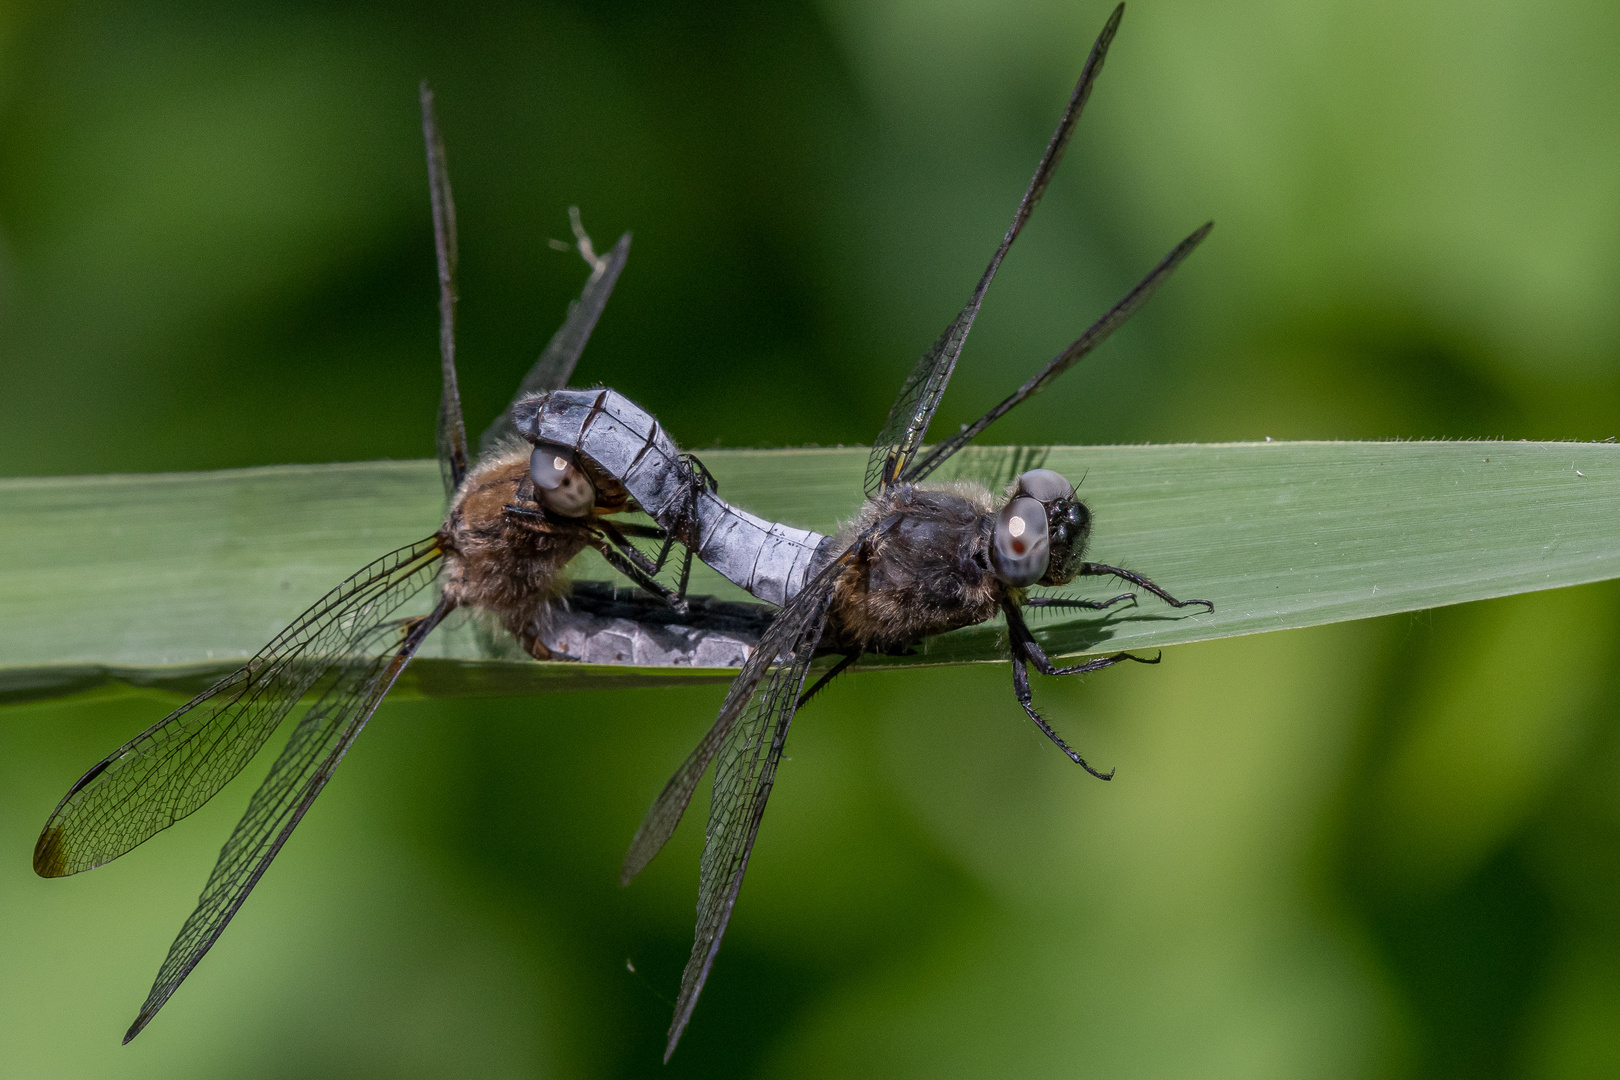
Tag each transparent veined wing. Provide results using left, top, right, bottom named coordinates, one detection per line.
left=616, top=550, right=850, bottom=1059
left=123, top=596, right=453, bottom=1042
left=902, top=220, right=1213, bottom=484
left=479, top=228, right=632, bottom=455
left=863, top=3, right=1124, bottom=496
left=421, top=82, right=468, bottom=501
left=33, top=537, right=445, bottom=879
left=619, top=551, right=849, bottom=887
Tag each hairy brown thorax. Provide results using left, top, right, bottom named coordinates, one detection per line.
left=437, top=446, right=630, bottom=659
left=823, top=482, right=1009, bottom=654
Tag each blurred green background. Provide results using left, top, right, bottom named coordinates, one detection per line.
left=4, top=0, right=1620, bottom=1076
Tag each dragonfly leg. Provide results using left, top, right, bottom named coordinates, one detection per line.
left=682, top=452, right=720, bottom=496
left=597, top=519, right=663, bottom=576
left=1001, top=598, right=1163, bottom=779
left=608, top=521, right=668, bottom=540
left=1078, top=562, right=1213, bottom=613
left=1009, top=642, right=1114, bottom=780
left=1006, top=598, right=1160, bottom=677
left=796, top=652, right=862, bottom=708
left=1024, top=592, right=1136, bottom=611
left=589, top=535, right=689, bottom=614
left=654, top=453, right=718, bottom=604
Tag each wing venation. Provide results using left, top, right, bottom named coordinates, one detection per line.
left=863, top=3, right=1125, bottom=496
left=478, top=227, right=632, bottom=454
left=630, top=550, right=852, bottom=1059
left=123, top=597, right=452, bottom=1042
left=422, top=82, right=468, bottom=500
left=33, top=537, right=444, bottom=879
left=903, top=219, right=1213, bottom=483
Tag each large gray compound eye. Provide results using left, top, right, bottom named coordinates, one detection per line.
left=1016, top=468, right=1074, bottom=504
left=990, top=496, right=1050, bottom=587
left=530, top=444, right=596, bottom=518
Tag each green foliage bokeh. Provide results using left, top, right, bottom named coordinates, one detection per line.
left=3, top=0, right=1620, bottom=1076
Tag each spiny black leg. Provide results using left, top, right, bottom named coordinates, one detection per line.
left=1009, top=637, right=1114, bottom=780
left=1031, top=648, right=1161, bottom=678
left=598, top=519, right=664, bottom=578
left=668, top=453, right=718, bottom=603
left=642, top=527, right=695, bottom=604
left=589, top=536, right=689, bottom=613
left=1025, top=592, right=1136, bottom=611
left=796, top=653, right=862, bottom=709
left=1079, top=563, right=1213, bottom=613
left=1004, top=599, right=1160, bottom=677
left=602, top=519, right=694, bottom=602
left=675, top=543, right=694, bottom=603
left=626, top=516, right=693, bottom=602
left=609, top=522, right=668, bottom=540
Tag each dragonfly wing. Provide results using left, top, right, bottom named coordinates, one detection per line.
left=864, top=3, right=1125, bottom=496
left=421, top=82, right=468, bottom=501
left=645, top=555, right=846, bottom=1059
left=662, top=593, right=831, bottom=1060
left=478, top=231, right=632, bottom=455
left=902, top=219, right=1213, bottom=484
left=33, top=538, right=445, bottom=879
left=620, top=552, right=849, bottom=886
left=123, top=597, right=453, bottom=1043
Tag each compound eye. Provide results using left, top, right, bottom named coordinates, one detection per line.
left=991, top=496, right=1050, bottom=587
left=530, top=444, right=596, bottom=518
left=1016, top=468, right=1074, bottom=504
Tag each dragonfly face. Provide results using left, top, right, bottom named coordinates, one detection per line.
left=1006, top=467, right=1092, bottom=587
left=529, top=443, right=597, bottom=516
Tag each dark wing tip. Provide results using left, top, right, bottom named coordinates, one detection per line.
left=664, top=960, right=707, bottom=1061
left=123, top=1011, right=152, bottom=1044
left=125, top=994, right=166, bottom=1042
left=33, top=826, right=70, bottom=878
left=619, top=824, right=662, bottom=887
left=665, top=1003, right=695, bottom=1062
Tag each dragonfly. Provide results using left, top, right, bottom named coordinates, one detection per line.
left=573, top=4, right=1216, bottom=1057
left=31, top=82, right=756, bottom=1042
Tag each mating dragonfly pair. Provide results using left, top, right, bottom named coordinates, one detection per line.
left=35, top=4, right=1211, bottom=1058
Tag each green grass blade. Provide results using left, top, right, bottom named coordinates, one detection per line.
left=2, top=441, right=1616, bottom=703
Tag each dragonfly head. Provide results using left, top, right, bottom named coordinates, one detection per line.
left=1008, top=468, right=1089, bottom=586
left=530, top=443, right=597, bottom=517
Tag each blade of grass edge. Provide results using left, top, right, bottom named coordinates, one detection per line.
left=2, top=440, right=1617, bottom=703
